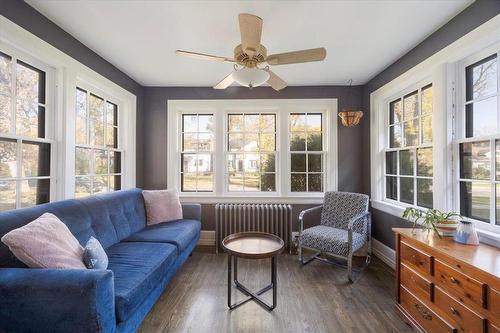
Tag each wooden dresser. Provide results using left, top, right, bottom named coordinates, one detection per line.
left=393, top=228, right=500, bottom=333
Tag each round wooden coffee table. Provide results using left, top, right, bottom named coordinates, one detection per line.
left=222, top=232, right=284, bottom=311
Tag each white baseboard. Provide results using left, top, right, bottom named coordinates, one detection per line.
left=198, top=230, right=215, bottom=246
left=372, top=238, right=395, bottom=270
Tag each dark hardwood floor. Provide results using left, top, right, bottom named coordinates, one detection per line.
left=138, top=247, right=412, bottom=333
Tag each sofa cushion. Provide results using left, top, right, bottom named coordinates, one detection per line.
left=106, top=242, right=177, bottom=322
left=142, top=189, right=182, bottom=225
left=122, top=219, right=201, bottom=252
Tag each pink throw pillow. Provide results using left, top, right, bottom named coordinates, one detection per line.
left=142, top=189, right=183, bottom=225
left=1, top=213, right=85, bottom=269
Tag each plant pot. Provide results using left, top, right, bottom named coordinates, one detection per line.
left=435, top=219, right=459, bottom=237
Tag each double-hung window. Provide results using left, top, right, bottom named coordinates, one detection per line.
left=456, top=52, right=500, bottom=227
left=74, top=87, right=122, bottom=198
left=0, top=50, right=52, bottom=211
left=384, top=84, right=434, bottom=208
left=168, top=99, right=337, bottom=200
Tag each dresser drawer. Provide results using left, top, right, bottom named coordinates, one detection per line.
left=489, top=322, right=500, bottom=333
left=400, top=286, right=456, bottom=333
left=434, top=286, right=485, bottom=333
left=400, top=241, right=433, bottom=276
left=434, top=259, right=486, bottom=308
left=401, top=263, right=433, bottom=301
left=490, top=288, right=500, bottom=318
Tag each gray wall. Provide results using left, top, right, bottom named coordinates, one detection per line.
left=0, top=0, right=146, bottom=186
left=142, top=86, right=363, bottom=230
left=362, top=0, right=500, bottom=249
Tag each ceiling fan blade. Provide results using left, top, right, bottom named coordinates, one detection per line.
left=213, top=72, right=235, bottom=89
left=175, top=50, right=234, bottom=62
left=266, top=47, right=327, bottom=65
left=267, top=70, right=287, bottom=91
left=238, top=13, right=263, bottom=57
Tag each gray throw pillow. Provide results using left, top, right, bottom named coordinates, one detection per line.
left=83, top=236, right=108, bottom=269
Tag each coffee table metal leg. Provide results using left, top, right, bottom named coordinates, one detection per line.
left=272, top=255, right=277, bottom=309
left=227, top=254, right=232, bottom=308
left=233, top=256, right=238, bottom=283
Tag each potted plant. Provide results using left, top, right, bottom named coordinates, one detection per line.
left=402, top=208, right=461, bottom=237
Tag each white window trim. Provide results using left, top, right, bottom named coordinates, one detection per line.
left=0, top=15, right=137, bottom=201
left=370, top=14, right=500, bottom=246
left=167, top=99, right=338, bottom=204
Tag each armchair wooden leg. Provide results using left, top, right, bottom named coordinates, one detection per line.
left=347, top=254, right=353, bottom=283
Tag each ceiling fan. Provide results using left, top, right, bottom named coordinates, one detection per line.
left=175, top=13, right=327, bottom=91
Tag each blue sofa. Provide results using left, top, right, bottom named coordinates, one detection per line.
left=0, top=188, right=201, bottom=333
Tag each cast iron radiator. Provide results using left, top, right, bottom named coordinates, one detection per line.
left=215, top=203, right=293, bottom=254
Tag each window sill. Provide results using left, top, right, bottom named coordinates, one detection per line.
left=371, top=199, right=406, bottom=217
left=476, top=228, right=500, bottom=248
left=179, top=195, right=324, bottom=205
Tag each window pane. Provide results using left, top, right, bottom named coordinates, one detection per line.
left=228, top=172, right=243, bottom=191
left=110, top=151, right=121, bottom=174
left=465, top=97, right=497, bottom=137
left=106, top=102, right=117, bottom=126
left=308, top=174, right=323, bottom=192
left=389, top=124, right=402, bottom=148
left=20, top=178, right=50, bottom=208
left=16, top=101, right=44, bottom=138
left=197, top=154, right=213, bottom=172
left=244, top=133, right=259, bottom=151
left=400, top=177, right=414, bottom=204
left=403, top=91, right=418, bottom=120
left=16, top=61, right=45, bottom=105
left=496, top=184, right=500, bottom=226
left=260, top=174, right=275, bottom=191
left=110, top=175, right=121, bottom=191
left=291, top=153, right=306, bottom=172
left=290, top=133, right=306, bottom=151
left=197, top=173, right=213, bottom=192
left=308, top=154, right=322, bottom=172
left=386, top=176, right=397, bottom=200
left=75, top=147, right=91, bottom=175
left=227, top=154, right=244, bottom=173
left=198, top=115, right=213, bottom=132
left=182, top=114, right=197, bottom=132
left=260, top=133, right=275, bottom=151
left=497, top=139, right=500, bottom=181
left=389, top=99, right=402, bottom=124
left=421, top=115, right=432, bottom=144
left=417, top=147, right=433, bottom=177
left=228, top=114, right=243, bottom=132
left=421, top=85, right=432, bottom=116
left=399, top=150, right=414, bottom=176
left=291, top=174, right=306, bottom=192
left=75, top=176, right=91, bottom=198
left=460, top=181, right=490, bottom=222
left=22, top=141, right=50, bottom=177
left=466, top=55, right=497, bottom=101
left=90, top=118, right=105, bottom=146
left=198, top=133, right=213, bottom=151
left=106, top=125, right=116, bottom=148
left=0, top=94, right=11, bottom=133
left=244, top=114, right=259, bottom=132
left=403, top=119, right=419, bottom=147
left=0, top=180, right=16, bottom=211
left=307, top=133, right=322, bottom=151
left=76, top=89, right=87, bottom=118
left=460, top=141, right=490, bottom=180
left=417, top=178, right=433, bottom=209
left=307, top=114, right=322, bottom=132
left=290, top=113, right=306, bottom=131
left=94, top=149, right=108, bottom=174
left=183, top=133, right=197, bottom=151
left=260, top=114, right=275, bottom=132
left=76, top=116, right=87, bottom=145
left=0, top=138, right=17, bottom=177
left=385, top=151, right=397, bottom=175
left=181, top=173, right=197, bottom=192
left=260, top=154, right=275, bottom=172
left=244, top=172, right=259, bottom=191
left=93, top=175, right=108, bottom=194
left=0, top=52, right=11, bottom=96
left=181, top=154, right=197, bottom=173
left=228, top=133, right=244, bottom=151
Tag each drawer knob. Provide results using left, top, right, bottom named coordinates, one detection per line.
left=450, top=307, right=459, bottom=316
left=450, top=277, right=459, bottom=284
left=414, top=303, right=432, bottom=321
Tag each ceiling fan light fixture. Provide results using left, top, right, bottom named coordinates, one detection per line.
left=232, top=67, right=269, bottom=88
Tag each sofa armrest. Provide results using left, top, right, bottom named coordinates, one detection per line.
left=0, top=268, right=115, bottom=333
left=182, top=203, right=202, bottom=221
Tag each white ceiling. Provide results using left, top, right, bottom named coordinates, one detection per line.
left=27, top=0, right=473, bottom=87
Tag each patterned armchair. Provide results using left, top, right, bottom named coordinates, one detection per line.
left=298, top=191, right=371, bottom=282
